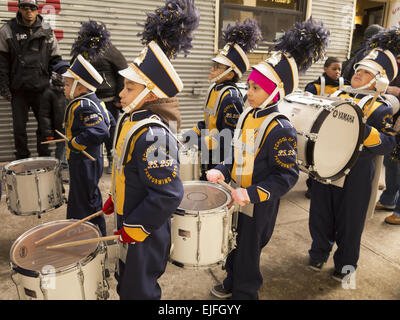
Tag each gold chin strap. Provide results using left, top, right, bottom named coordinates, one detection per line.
left=122, top=83, right=155, bottom=114
left=209, top=66, right=234, bottom=84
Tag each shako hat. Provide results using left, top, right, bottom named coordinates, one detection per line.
left=249, top=17, right=330, bottom=108
left=211, top=19, right=262, bottom=82
left=63, top=54, right=103, bottom=98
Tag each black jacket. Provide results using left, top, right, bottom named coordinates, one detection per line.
left=71, top=44, right=127, bottom=101
left=39, top=85, right=66, bottom=138
left=0, top=13, right=62, bottom=95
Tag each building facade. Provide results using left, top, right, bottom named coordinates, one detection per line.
left=0, top=0, right=395, bottom=161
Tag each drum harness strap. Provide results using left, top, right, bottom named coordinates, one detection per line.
left=231, top=107, right=288, bottom=217
left=320, top=76, right=345, bottom=96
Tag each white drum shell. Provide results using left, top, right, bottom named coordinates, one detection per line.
left=170, top=206, right=234, bottom=268
left=10, top=220, right=107, bottom=300
left=3, top=157, right=64, bottom=215
left=278, top=93, right=364, bottom=181
left=11, top=250, right=106, bottom=300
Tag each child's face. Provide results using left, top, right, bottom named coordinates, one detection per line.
left=64, top=77, right=87, bottom=100
left=247, top=80, right=270, bottom=108
left=351, top=68, right=375, bottom=89
left=119, top=79, right=148, bottom=110
left=324, top=62, right=342, bottom=80
left=209, top=62, right=231, bottom=83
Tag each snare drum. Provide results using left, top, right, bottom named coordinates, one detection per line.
left=278, top=92, right=365, bottom=182
left=2, top=157, right=65, bottom=216
left=10, top=220, right=108, bottom=300
left=170, top=181, right=237, bottom=268
left=179, top=147, right=201, bottom=181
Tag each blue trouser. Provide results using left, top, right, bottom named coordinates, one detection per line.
left=379, top=154, right=400, bottom=213
left=67, top=157, right=106, bottom=236
left=115, top=215, right=171, bottom=300
left=308, top=159, right=373, bottom=272
left=223, top=201, right=279, bottom=300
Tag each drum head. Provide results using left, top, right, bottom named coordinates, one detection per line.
left=312, top=101, right=363, bottom=178
left=5, top=157, right=59, bottom=174
left=10, top=220, right=100, bottom=274
left=178, top=181, right=231, bottom=213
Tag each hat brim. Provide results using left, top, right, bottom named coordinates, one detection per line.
left=119, top=66, right=146, bottom=86
left=62, top=70, right=74, bottom=78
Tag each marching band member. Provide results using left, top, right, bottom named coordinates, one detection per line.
left=63, top=55, right=112, bottom=236
left=303, top=57, right=349, bottom=198
left=308, top=27, right=400, bottom=282
left=305, top=57, right=348, bottom=96
left=183, top=19, right=262, bottom=179
left=101, top=0, right=199, bottom=299
left=207, top=18, right=330, bottom=300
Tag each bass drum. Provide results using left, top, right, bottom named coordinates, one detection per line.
left=278, top=92, right=365, bottom=183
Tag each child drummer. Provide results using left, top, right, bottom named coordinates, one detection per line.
left=62, top=55, right=112, bottom=236
left=101, top=0, right=199, bottom=299
left=307, top=28, right=400, bottom=281
left=206, top=18, right=330, bottom=300
left=183, top=19, right=262, bottom=179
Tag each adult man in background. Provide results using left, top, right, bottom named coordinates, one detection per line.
left=0, top=0, right=62, bottom=159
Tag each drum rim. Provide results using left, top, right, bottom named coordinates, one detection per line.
left=177, top=181, right=232, bottom=214
left=3, top=157, right=60, bottom=176
left=10, top=219, right=103, bottom=277
left=307, top=100, right=365, bottom=181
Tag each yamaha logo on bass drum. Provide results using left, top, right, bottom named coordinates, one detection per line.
left=332, top=110, right=355, bottom=123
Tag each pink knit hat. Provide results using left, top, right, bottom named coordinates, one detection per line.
left=248, top=68, right=279, bottom=103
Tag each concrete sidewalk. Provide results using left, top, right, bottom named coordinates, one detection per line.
left=0, top=164, right=399, bottom=300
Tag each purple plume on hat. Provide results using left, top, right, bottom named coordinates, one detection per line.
left=366, top=27, right=400, bottom=57
left=222, top=18, right=263, bottom=53
left=71, top=20, right=112, bottom=62
left=138, top=0, right=200, bottom=59
left=272, top=17, right=330, bottom=73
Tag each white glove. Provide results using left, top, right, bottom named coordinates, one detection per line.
left=206, top=169, right=224, bottom=184
left=232, top=188, right=250, bottom=206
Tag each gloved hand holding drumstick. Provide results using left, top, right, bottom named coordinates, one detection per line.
left=206, top=169, right=250, bottom=206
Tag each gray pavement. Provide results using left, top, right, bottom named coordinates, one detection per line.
left=0, top=161, right=399, bottom=300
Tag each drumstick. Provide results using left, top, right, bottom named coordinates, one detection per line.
left=41, top=138, right=66, bottom=144
left=35, top=210, right=104, bottom=246
left=217, top=179, right=234, bottom=192
left=217, top=179, right=250, bottom=204
left=364, top=92, right=380, bottom=117
left=55, top=130, right=96, bottom=161
left=46, top=235, right=120, bottom=250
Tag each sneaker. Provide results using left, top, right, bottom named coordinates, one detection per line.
left=210, top=284, right=232, bottom=299
left=331, top=269, right=355, bottom=283
left=308, top=258, right=324, bottom=272
left=331, top=270, right=346, bottom=283
left=375, top=201, right=395, bottom=211
left=385, top=214, right=400, bottom=225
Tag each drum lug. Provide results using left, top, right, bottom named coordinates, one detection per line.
left=196, top=219, right=202, bottom=264
left=308, top=133, right=318, bottom=142
left=323, top=105, right=334, bottom=112
left=77, top=263, right=86, bottom=300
